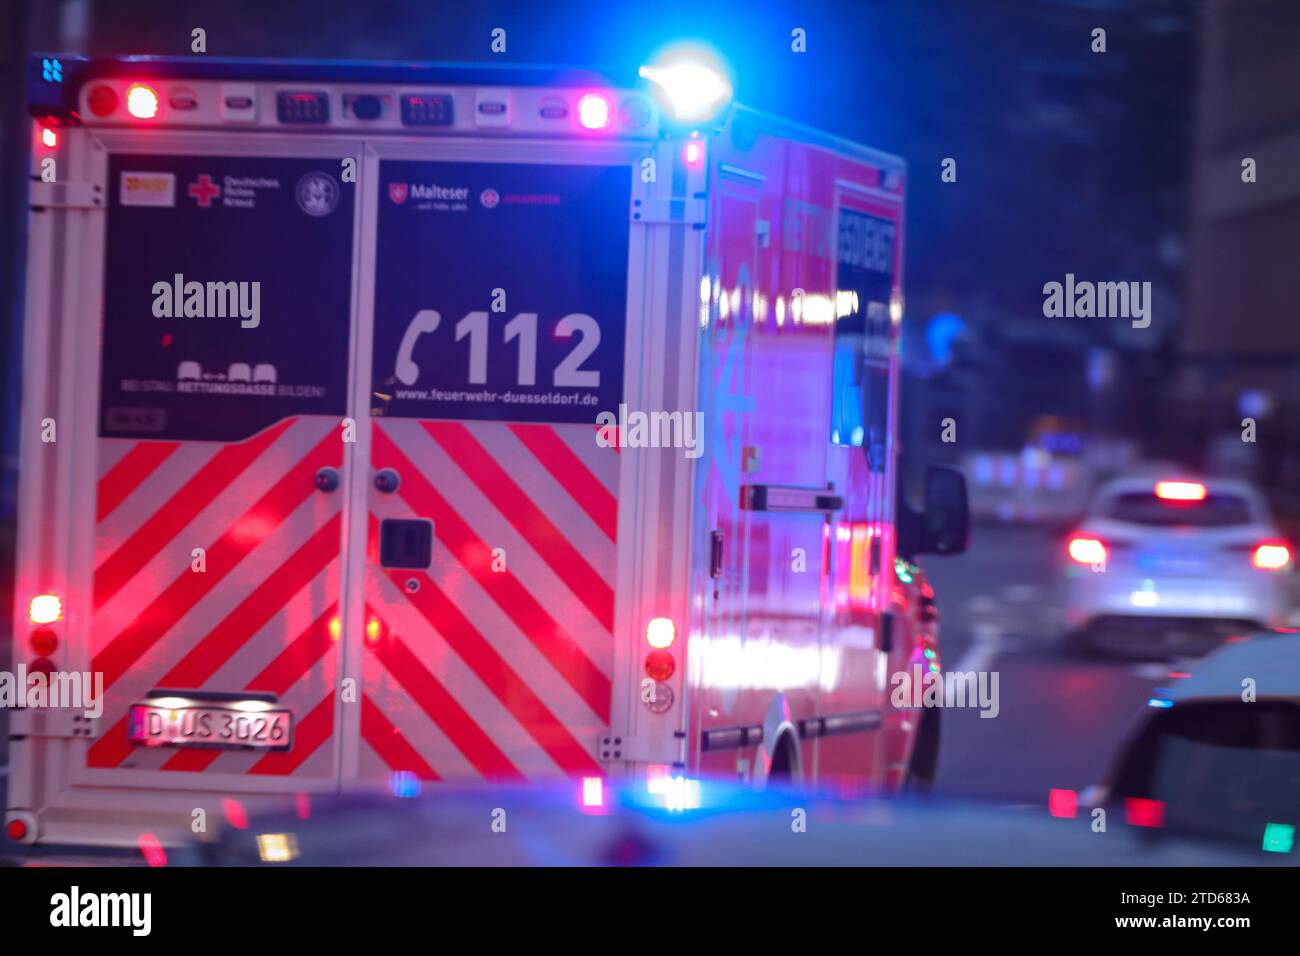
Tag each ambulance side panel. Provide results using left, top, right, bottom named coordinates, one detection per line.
left=687, top=112, right=907, bottom=790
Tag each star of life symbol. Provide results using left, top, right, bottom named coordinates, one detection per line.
left=389, top=182, right=409, bottom=204
left=480, top=188, right=500, bottom=209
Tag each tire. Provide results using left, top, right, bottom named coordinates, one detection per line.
left=768, top=733, right=797, bottom=783
left=903, top=709, right=940, bottom=794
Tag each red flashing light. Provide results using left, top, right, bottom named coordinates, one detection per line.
left=88, top=84, right=118, bottom=117
left=41, top=127, right=57, bottom=148
left=683, top=141, right=704, bottom=167
left=126, top=84, right=160, bottom=120
left=6, top=818, right=28, bottom=841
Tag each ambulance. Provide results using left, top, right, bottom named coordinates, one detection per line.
left=7, top=50, right=969, bottom=846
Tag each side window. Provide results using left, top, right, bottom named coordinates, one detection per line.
left=832, top=208, right=896, bottom=472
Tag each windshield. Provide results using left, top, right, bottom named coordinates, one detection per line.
left=1111, top=701, right=1300, bottom=847
left=1105, top=491, right=1254, bottom=527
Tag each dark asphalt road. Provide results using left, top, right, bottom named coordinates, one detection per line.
left=922, top=520, right=1164, bottom=803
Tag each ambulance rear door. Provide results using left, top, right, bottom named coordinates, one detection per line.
left=347, top=139, right=641, bottom=783
left=74, top=132, right=361, bottom=793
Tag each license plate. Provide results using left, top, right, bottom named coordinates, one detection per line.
left=128, top=703, right=294, bottom=751
left=1138, top=548, right=1209, bottom=575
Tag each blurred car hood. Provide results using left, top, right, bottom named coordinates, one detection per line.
left=188, top=780, right=1288, bottom=866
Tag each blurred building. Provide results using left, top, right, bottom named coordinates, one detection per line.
left=1178, top=0, right=1300, bottom=498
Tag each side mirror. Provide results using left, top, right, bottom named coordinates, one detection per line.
left=919, top=465, right=969, bottom=556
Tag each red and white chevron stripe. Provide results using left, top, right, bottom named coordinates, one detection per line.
left=86, top=416, right=344, bottom=780
left=360, top=419, right=618, bottom=782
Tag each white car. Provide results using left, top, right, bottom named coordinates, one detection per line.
left=1086, top=632, right=1300, bottom=854
left=1063, top=476, right=1298, bottom=656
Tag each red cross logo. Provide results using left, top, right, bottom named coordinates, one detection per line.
left=187, top=174, right=221, bottom=208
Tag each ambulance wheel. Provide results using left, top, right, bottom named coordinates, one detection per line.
left=903, top=709, right=940, bottom=794
left=768, top=732, right=798, bottom=784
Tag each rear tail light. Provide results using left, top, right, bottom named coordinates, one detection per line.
left=646, top=617, right=675, bottom=649
left=1154, top=480, right=1206, bottom=501
left=1124, top=796, right=1165, bottom=828
left=29, top=627, right=58, bottom=656
left=28, top=593, right=62, bottom=624
left=644, top=649, right=675, bottom=681
left=87, top=84, right=119, bottom=117
left=126, top=84, right=159, bottom=119
left=1048, top=788, right=1078, bottom=819
left=1253, top=543, right=1291, bottom=570
left=1067, top=536, right=1107, bottom=565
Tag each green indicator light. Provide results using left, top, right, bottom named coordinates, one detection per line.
left=1262, top=822, right=1295, bottom=853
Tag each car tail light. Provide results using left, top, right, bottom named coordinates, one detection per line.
left=88, top=84, right=118, bottom=117
left=1154, top=480, right=1206, bottom=501
left=1253, top=543, right=1291, bottom=570
left=28, top=593, right=62, bottom=624
left=645, top=649, right=675, bottom=681
left=29, top=627, right=58, bottom=656
left=646, top=617, right=676, bottom=649
left=577, top=93, right=611, bottom=130
left=126, top=83, right=159, bottom=119
left=1067, top=536, right=1107, bottom=565
left=1125, top=797, right=1165, bottom=828
left=1048, top=788, right=1078, bottom=819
